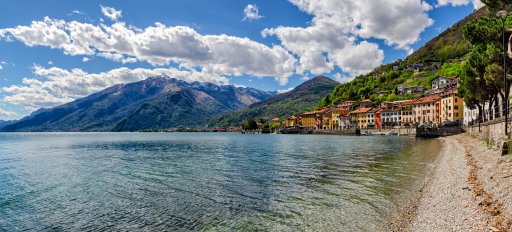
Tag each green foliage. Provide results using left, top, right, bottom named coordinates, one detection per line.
left=481, top=0, right=511, bottom=11
left=459, top=14, right=512, bottom=111
left=243, top=119, right=258, bottom=130
left=386, top=93, right=398, bottom=102
left=269, top=121, right=281, bottom=129
left=437, top=62, right=462, bottom=77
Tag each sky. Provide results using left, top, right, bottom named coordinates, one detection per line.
left=0, top=0, right=485, bottom=119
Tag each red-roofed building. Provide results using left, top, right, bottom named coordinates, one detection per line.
left=412, top=96, right=441, bottom=125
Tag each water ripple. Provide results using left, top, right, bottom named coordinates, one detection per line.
left=0, top=132, right=440, bottom=231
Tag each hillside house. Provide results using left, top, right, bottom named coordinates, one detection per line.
left=431, top=76, right=457, bottom=90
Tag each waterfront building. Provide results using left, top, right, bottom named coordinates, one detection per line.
left=300, top=112, right=318, bottom=128
left=350, top=108, right=372, bottom=128
left=381, top=108, right=401, bottom=128
left=412, top=96, right=441, bottom=125
left=375, top=109, right=382, bottom=129
left=440, top=92, right=464, bottom=123
left=285, top=115, right=299, bottom=127
left=463, top=103, right=478, bottom=126
left=463, top=101, right=492, bottom=126
left=328, top=108, right=350, bottom=130
left=300, top=108, right=330, bottom=129
left=367, top=109, right=376, bottom=128
left=401, top=100, right=416, bottom=127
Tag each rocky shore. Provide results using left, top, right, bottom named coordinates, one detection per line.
left=407, top=135, right=512, bottom=231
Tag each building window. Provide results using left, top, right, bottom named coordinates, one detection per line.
left=454, top=106, right=458, bottom=110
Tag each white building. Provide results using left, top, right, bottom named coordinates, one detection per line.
left=381, top=109, right=401, bottom=128
left=431, top=76, right=457, bottom=90
left=367, top=111, right=375, bottom=128
left=463, top=102, right=492, bottom=126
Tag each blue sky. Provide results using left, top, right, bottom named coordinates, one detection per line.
left=0, top=0, right=483, bottom=119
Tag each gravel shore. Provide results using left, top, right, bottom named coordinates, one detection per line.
left=408, top=135, right=512, bottom=231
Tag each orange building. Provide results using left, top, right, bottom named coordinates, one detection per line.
left=350, top=108, right=374, bottom=128
left=400, top=100, right=416, bottom=126
left=412, top=96, right=441, bottom=125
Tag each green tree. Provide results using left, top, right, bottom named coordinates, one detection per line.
left=243, top=119, right=258, bottom=130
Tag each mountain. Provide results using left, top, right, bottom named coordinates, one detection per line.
left=406, top=7, right=488, bottom=63
left=0, top=120, right=16, bottom=129
left=1, top=76, right=274, bottom=132
left=208, top=76, right=339, bottom=127
left=317, top=7, right=488, bottom=108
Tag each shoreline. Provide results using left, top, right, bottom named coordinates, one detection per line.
left=399, top=134, right=512, bottom=231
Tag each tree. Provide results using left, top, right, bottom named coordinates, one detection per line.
left=387, top=93, right=398, bottom=102
left=481, top=0, right=511, bottom=11
left=243, top=119, right=258, bottom=130
left=461, top=15, right=512, bottom=118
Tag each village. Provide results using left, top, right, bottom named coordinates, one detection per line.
left=281, top=75, right=487, bottom=134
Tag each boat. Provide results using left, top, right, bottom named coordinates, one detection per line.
left=385, top=131, right=398, bottom=136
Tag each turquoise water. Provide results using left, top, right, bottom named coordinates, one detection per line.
left=0, top=133, right=439, bottom=231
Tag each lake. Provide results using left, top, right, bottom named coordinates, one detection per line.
left=0, top=133, right=440, bottom=231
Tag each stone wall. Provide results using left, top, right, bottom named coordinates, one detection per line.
left=464, top=118, right=509, bottom=150
left=313, top=127, right=416, bottom=136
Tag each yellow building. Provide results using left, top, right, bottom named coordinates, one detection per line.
left=350, top=108, right=371, bottom=128
left=440, top=93, right=464, bottom=123
left=400, top=100, right=416, bottom=126
left=285, top=115, right=299, bottom=127
left=329, top=108, right=350, bottom=130
left=300, top=112, right=317, bottom=128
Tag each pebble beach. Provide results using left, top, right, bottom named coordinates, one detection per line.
left=408, top=135, right=512, bottom=231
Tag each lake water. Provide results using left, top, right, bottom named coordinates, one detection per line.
left=0, top=133, right=440, bottom=231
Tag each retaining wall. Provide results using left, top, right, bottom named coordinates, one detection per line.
left=313, top=127, right=416, bottom=136
left=464, top=118, right=509, bottom=150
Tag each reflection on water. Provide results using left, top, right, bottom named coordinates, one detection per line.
left=0, top=133, right=440, bottom=231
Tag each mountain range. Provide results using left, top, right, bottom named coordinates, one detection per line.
left=208, top=76, right=339, bottom=127
left=0, top=7, right=489, bottom=132
left=0, top=76, right=274, bottom=132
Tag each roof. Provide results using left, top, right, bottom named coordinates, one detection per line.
left=433, top=76, right=458, bottom=81
left=361, top=99, right=371, bottom=103
left=350, top=108, right=371, bottom=114
left=381, top=108, right=400, bottom=112
left=414, top=96, right=440, bottom=104
left=401, top=100, right=416, bottom=106
left=272, top=117, right=280, bottom=121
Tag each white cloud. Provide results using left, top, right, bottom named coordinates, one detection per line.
left=71, top=10, right=85, bottom=15
left=82, top=57, right=89, bottom=62
left=0, top=65, right=2, bottom=70
left=436, top=0, right=484, bottom=9
left=100, top=5, right=122, bottom=21
left=243, top=4, right=263, bottom=21
left=1, top=65, right=229, bottom=110
left=0, top=18, right=296, bottom=85
left=0, top=107, right=16, bottom=116
left=48, top=60, right=53, bottom=65
left=263, top=0, right=433, bottom=77
left=277, top=87, right=294, bottom=93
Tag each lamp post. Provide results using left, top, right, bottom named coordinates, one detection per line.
left=498, top=10, right=509, bottom=135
